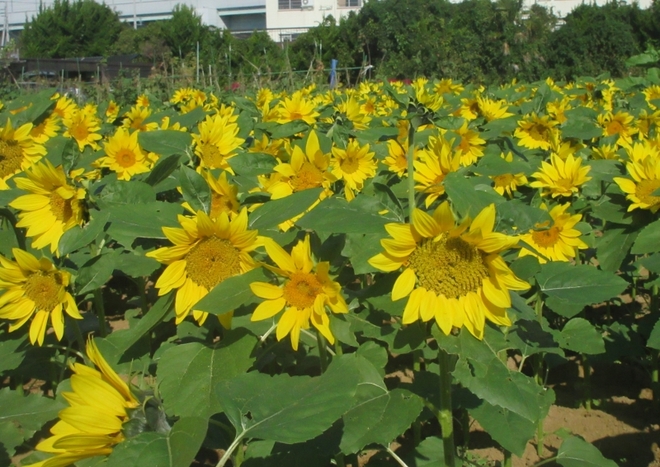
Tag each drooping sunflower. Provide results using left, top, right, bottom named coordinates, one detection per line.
left=277, top=90, right=320, bottom=125
left=0, top=249, right=81, bottom=346
left=0, top=119, right=47, bottom=190
left=63, top=110, right=103, bottom=151
left=514, top=113, right=560, bottom=151
left=529, top=153, right=591, bottom=198
left=414, top=134, right=461, bottom=207
left=369, top=202, right=529, bottom=339
left=9, top=160, right=86, bottom=254
left=23, top=339, right=139, bottom=467
left=613, top=154, right=660, bottom=213
left=147, top=209, right=261, bottom=326
left=192, top=114, right=245, bottom=173
left=250, top=236, right=348, bottom=350
left=489, top=152, right=528, bottom=197
left=95, top=128, right=155, bottom=181
left=518, top=203, right=587, bottom=263
left=330, top=139, right=377, bottom=201
left=182, top=170, right=240, bottom=219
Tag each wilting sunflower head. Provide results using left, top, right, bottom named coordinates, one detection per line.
left=147, top=208, right=261, bottom=326
left=96, top=128, right=153, bottom=181
left=9, top=160, right=86, bottom=255
left=250, top=235, right=348, bottom=350
left=519, top=203, right=587, bottom=263
left=0, top=249, right=81, bottom=346
left=0, top=119, right=47, bottom=190
left=369, top=202, right=529, bottom=340
left=529, top=153, right=591, bottom=198
left=23, top=339, right=140, bottom=467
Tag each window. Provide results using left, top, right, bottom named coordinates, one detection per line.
left=338, top=0, right=361, bottom=6
left=279, top=0, right=302, bottom=9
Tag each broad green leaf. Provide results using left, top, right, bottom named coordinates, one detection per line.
left=75, top=250, right=120, bottom=295
left=590, top=194, right=633, bottom=225
left=557, top=318, right=606, bottom=355
left=158, top=330, right=256, bottom=419
left=228, top=152, right=277, bottom=177
left=631, top=219, right=660, bottom=254
left=340, top=387, right=423, bottom=454
left=507, top=319, right=564, bottom=358
left=113, top=250, right=160, bottom=277
left=342, top=233, right=387, bottom=274
left=269, top=121, right=309, bottom=139
left=117, top=294, right=173, bottom=355
left=0, top=388, right=65, bottom=457
left=59, top=210, right=110, bottom=256
left=468, top=401, right=536, bottom=456
left=249, top=188, right=323, bottom=231
left=648, top=317, right=660, bottom=350
left=43, top=135, right=75, bottom=169
left=402, top=436, right=444, bottom=467
left=555, top=436, right=618, bottom=467
left=216, top=354, right=361, bottom=445
left=193, top=267, right=268, bottom=316
left=481, top=116, right=519, bottom=139
left=596, top=226, right=637, bottom=272
left=170, top=106, right=206, bottom=129
left=476, top=152, right=530, bottom=176
left=138, top=130, right=192, bottom=157
left=22, top=89, right=56, bottom=125
left=0, top=333, right=27, bottom=373
left=561, top=116, right=602, bottom=140
left=0, top=189, right=22, bottom=207
left=636, top=253, right=660, bottom=274
left=297, top=196, right=389, bottom=234
left=106, top=202, right=182, bottom=245
left=178, top=166, right=211, bottom=214
left=144, top=154, right=182, bottom=188
left=352, top=126, right=399, bottom=142
left=509, top=256, right=541, bottom=281
left=536, top=262, right=628, bottom=306
left=97, top=180, right=156, bottom=207
left=444, top=172, right=504, bottom=218
left=496, top=200, right=551, bottom=233
left=105, top=417, right=207, bottom=467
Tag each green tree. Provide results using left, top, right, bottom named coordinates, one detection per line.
left=161, top=4, right=208, bottom=60
left=19, top=0, right=123, bottom=58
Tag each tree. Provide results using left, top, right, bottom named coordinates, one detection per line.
left=161, top=4, right=207, bottom=60
left=19, top=0, right=123, bottom=58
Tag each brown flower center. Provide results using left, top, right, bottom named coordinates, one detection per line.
left=0, top=139, right=24, bottom=178
left=635, top=179, right=660, bottom=207
left=116, top=149, right=137, bottom=168
left=185, top=236, right=241, bottom=290
left=25, top=271, right=63, bottom=311
left=531, top=226, right=561, bottom=248
left=291, top=162, right=324, bottom=191
left=606, top=120, right=624, bottom=135
left=493, top=174, right=514, bottom=188
left=407, top=235, right=489, bottom=299
left=340, top=155, right=360, bottom=175
left=50, top=192, right=73, bottom=222
left=200, top=144, right=225, bottom=169
left=70, top=122, right=89, bottom=142
left=283, top=272, right=323, bottom=309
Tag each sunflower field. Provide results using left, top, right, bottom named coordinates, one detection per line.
left=1, top=70, right=660, bottom=467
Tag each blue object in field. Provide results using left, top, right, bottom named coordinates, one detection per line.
left=330, top=59, right=338, bottom=89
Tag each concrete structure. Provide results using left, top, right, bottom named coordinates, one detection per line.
left=528, top=0, right=652, bottom=19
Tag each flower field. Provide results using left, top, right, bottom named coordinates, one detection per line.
left=1, top=71, right=660, bottom=467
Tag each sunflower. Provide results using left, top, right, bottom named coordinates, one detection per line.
left=636, top=109, right=660, bottom=139
left=514, top=113, right=560, bottom=151
left=597, top=111, right=638, bottom=148
left=530, top=153, right=591, bottom=198
left=414, top=134, right=461, bottom=207
left=335, top=96, right=372, bottom=130
left=592, top=144, right=621, bottom=161
left=192, top=114, right=244, bottom=173
left=0, top=119, right=47, bottom=190
left=476, top=96, right=513, bottom=122
left=643, top=85, right=660, bottom=110
left=384, top=139, right=416, bottom=178
left=63, top=110, right=103, bottom=151
left=95, top=128, right=155, bottom=181
left=136, top=94, right=150, bottom=108
left=52, top=94, right=76, bottom=121
left=9, top=160, right=86, bottom=254
left=433, top=79, right=464, bottom=96
left=24, top=339, right=139, bottom=467
left=121, top=105, right=158, bottom=132
left=453, top=121, right=485, bottom=166
left=147, top=209, right=260, bottom=326
left=249, top=134, right=285, bottom=159
left=171, top=87, right=194, bottom=105
left=518, top=203, right=587, bottom=263
left=0, top=249, right=81, bottom=346
left=368, top=202, right=529, bottom=339
left=182, top=170, right=239, bottom=219
left=330, top=139, right=377, bottom=201
left=489, top=152, right=528, bottom=197
left=613, top=155, right=660, bottom=213
left=546, top=98, right=571, bottom=124
left=105, top=100, right=120, bottom=123
left=412, top=78, right=443, bottom=112
left=277, top=91, right=320, bottom=125
left=30, top=115, right=60, bottom=144
left=250, top=236, right=348, bottom=350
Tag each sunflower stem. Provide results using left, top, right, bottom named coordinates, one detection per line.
left=652, top=284, right=660, bottom=409
left=136, top=276, right=149, bottom=316
left=316, top=330, right=329, bottom=374
left=533, top=289, right=545, bottom=457
left=70, top=318, right=86, bottom=354
left=582, top=354, right=592, bottom=410
left=234, top=438, right=244, bottom=467
left=502, top=449, right=513, bottom=467
left=437, top=348, right=456, bottom=467
left=94, top=288, right=107, bottom=337
left=407, top=122, right=416, bottom=218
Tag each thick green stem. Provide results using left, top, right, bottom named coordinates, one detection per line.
left=583, top=354, right=592, bottom=411
left=94, top=288, right=107, bottom=337
left=534, top=290, right=545, bottom=456
left=317, top=330, right=329, bottom=374
left=502, top=449, right=513, bottom=467
left=70, top=319, right=86, bottom=354
left=234, top=439, right=244, bottom=467
left=438, top=348, right=456, bottom=467
left=334, top=453, right=346, bottom=467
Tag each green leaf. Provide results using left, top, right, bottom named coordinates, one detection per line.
left=341, top=387, right=423, bottom=454
left=178, top=166, right=210, bottom=214
left=117, top=294, right=173, bottom=355
left=444, top=172, right=504, bottom=218
left=105, top=417, right=207, bottom=467
left=496, top=200, right=552, bottom=233
left=632, top=219, right=660, bottom=254
left=468, top=401, right=536, bottom=456
left=158, top=330, right=256, bottom=419
left=647, top=317, right=660, bottom=350
left=402, top=436, right=444, bottom=467
left=249, top=188, right=323, bottom=231
left=0, top=333, right=27, bottom=373
left=228, top=152, right=277, bottom=177
left=138, top=130, right=192, bottom=157
left=596, top=226, right=637, bottom=272
left=536, top=262, right=628, bottom=307
left=342, top=233, right=387, bottom=274
left=106, top=202, right=182, bottom=245
left=216, top=354, right=361, bottom=445
left=113, top=250, right=160, bottom=277
left=297, top=196, right=389, bottom=234
left=75, top=251, right=119, bottom=295
left=170, top=106, right=206, bottom=129
left=561, top=116, right=602, bottom=140
left=507, top=319, right=564, bottom=358
left=144, top=154, right=182, bottom=188
left=637, top=253, right=660, bottom=274
left=557, top=318, right=605, bottom=355
left=193, top=268, right=268, bottom=316
left=0, top=388, right=65, bottom=457
left=352, top=126, right=399, bottom=142
left=97, top=180, right=156, bottom=207
left=268, top=121, right=309, bottom=139
left=0, top=189, right=22, bottom=207
left=555, top=436, right=618, bottom=467
left=476, top=152, right=530, bottom=176
left=59, top=210, right=110, bottom=256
